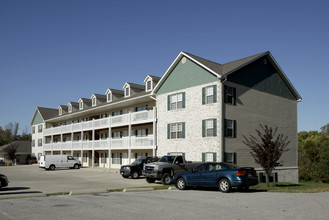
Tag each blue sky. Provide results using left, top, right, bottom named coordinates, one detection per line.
left=0, top=0, right=328, bottom=133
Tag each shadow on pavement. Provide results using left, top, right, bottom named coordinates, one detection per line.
left=0, top=187, right=43, bottom=195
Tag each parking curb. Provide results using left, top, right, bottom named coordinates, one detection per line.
left=0, top=193, right=47, bottom=200
left=123, top=187, right=155, bottom=192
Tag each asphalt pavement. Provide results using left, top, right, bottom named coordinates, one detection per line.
left=1, top=190, right=329, bottom=220
left=0, top=164, right=158, bottom=199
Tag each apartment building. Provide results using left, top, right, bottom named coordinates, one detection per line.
left=31, top=51, right=301, bottom=182
left=154, top=51, right=301, bottom=183
left=31, top=75, right=160, bottom=168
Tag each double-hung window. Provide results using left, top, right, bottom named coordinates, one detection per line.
left=107, top=93, right=111, bottom=102
left=101, top=153, right=107, bottom=163
left=112, top=153, right=122, bottom=164
left=38, top=125, right=42, bottom=133
left=168, top=92, right=185, bottom=110
left=136, top=129, right=148, bottom=137
left=224, top=152, right=236, bottom=164
left=38, top=139, right=42, bottom=147
left=202, top=152, right=217, bottom=162
left=202, top=119, right=217, bottom=137
left=100, top=133, right=108, bottom=140
left=167, top=122, right=185, bottom=139
left=202, top=85, right=217, bottom=104
left=224, top=85, right=236, bottom=105
left=79, top=101, right=83, bottom=110
left=32, top=140, right=35, bottom=147
left=112, top=131, right=122, bottom=139
left=224, top=119, right=236, bottom=138
left=32, top=126, right=35, bottom=134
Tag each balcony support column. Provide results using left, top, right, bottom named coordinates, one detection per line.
left=108, top=118, right=111, bottom=169
left=60, top=134, right=63, bottom=155
left=71, top=132, right=73, bottom=155
left=128, top=110, right=132, bottom=164
left=153, top=106, right=157, bottom=157
left=92, top=128, right=95, bottom=168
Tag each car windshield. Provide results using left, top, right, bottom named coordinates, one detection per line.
left=159, top=156, right=176, bottom=163
left=131, top=159, right=143, bottom=165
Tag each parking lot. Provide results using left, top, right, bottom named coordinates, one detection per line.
left=0, top=165, right=157, bottom=198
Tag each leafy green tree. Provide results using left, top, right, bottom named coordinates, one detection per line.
left=243, top=124, right=290, bottom=187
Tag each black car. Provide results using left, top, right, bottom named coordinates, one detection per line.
left=120, top=157, right=159, bottom=179
left=0, top=174, right=9, bottom=189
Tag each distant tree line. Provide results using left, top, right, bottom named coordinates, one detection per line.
left=0, top=122, right=31, bottom=146
left=298, top=123, right=329, bottom=183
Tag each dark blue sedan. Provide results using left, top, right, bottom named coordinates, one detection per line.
left=172, top=162, right=258, bottom=193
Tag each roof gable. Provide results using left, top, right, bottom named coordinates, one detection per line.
left=227, top=55, right=298, bottom=100
left=155, top=54, right=219, bottom=95
left=31, top=109, right=44, bottom=125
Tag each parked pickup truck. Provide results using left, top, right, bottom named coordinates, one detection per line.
left=142, top=155, right=202, bottom=185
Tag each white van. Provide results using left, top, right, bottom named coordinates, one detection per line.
left=40, top=155, right=82, bottom=171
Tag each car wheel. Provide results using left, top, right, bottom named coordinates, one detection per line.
left=219, top=179, right=231, bottom=193
left=74, top=164, right=79, bottom=169
left=0, top=180, right=2, bottom=189
left=161, top=173, right=172, bottom=185
left=49, top=165, right=56, bottom=171
left=176, top=177, right=186, bottom=190
left=146, top=177, right=156, bottom=183
left=131, top=171, right=139, bottom=179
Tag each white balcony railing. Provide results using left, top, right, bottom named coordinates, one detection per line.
left=43, top=110, right=154, bottom=136
left=42, top=136, right=153, bottom=152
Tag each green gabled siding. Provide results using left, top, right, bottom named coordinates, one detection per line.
left=31, top=110, right=44, bottom=125
left=227, top=58, right=296, bottom=100
left=156, top=57, right=218, bottom=95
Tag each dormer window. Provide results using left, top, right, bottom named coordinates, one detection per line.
left=79, top=101, right=83, bottom=110
left=59, top=107, right=62, bottom=115
left=107, top=92, right=111, bottom=102
left=92, top=96, right=96, bottom=106
left=68, top=104, right=72, bottom=113
left=125, top=87, right=130, bottom=97
left=147, top=80, right=152, bottom=91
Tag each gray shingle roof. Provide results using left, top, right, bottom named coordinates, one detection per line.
left=127, top=83, right=145, bottom=90
left=184, top=51, right=269, bottom=76
left=37, top=107, right=58, bottom=120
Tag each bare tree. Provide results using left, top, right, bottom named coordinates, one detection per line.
left=5, top=142, right=18, bottom=165
left=243, top=124, right=290, bottom=187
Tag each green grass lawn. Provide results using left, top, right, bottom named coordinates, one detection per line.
left=250, top=182, right=329, bottom=193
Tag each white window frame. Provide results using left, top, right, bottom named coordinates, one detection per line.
left=107, top=92, right=111, bottom=102
left=170, top=93, right=183, bottom=110
left=146, top=80, right=152, bottom=91
left=170, top=123, right=183, bottom=139
left=38, top=125, right=42, bottom=133
left=112, top=153, right=121, bottom=164
left=225, top=119, right=235, bottom=138
left=38, top=139, right=42, bottom=147
left=59, top=107, right=62, bottom=115
left=205, top=152, right=214, bottom=162
left=125, top=87, right=130, bottom=97
left=79, top=101, right=83, bottom=110
left=206, top=119, right=214, bottom=137
left=32, top=126, right=35, bottom=134
left=92, top=96, right=96, bottom=106
left=32, top=140, right=35, bottom=147
left=68, top=104, right=72, bottom=113
left=136, top=129, right=147, bottom=137
left=206, top=86, right=214, bottom=104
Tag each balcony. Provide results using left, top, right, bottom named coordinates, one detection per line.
left=42, top=136, right=153, bottom=151
left=44, top=110, right=154, bottom=136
